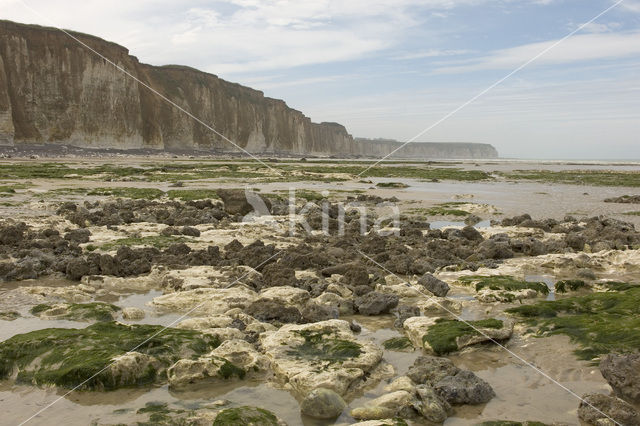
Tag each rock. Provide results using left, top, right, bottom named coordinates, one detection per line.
left=460, top=225, right=483, bottom=241
left=384, top=376, right=416, bottom=393
left=246, top=298, right=302, bottom=323
left=342, top=265, right=370, bottom=287
left=394, top=304, right=421, bottom=328
left=64, top=228, right=91, bottom=243
left=121, top=307, right=145, bottom=320
left=464, top=215, right=483, bottom=226
left=181, top=226, right=200, bottom=237
left=65, top=258, right=91, bottom=280
left=261, top=263, right=298, bottom=288
left=403, top=317, right=513, bottom=354
left=417, top=273, right=450, bottom=297
left=152, top=287, right=257, bottom=316
left=212, top=406, right=285, bottom=426
left=578, top=393, right=640, bottom=426
left=168, top=354, right=246, bottom=388
left=407, top=356, right=459, bottom=385
left=350, top=391, right=415, bottom=420
left=354, top=291, right=399, bottom=315
left=434, top=370, right=495, bottom=405
left=216, top=189, right=271, bottom=216
left=300, top=388, right=346, bottom=419
left=300, top=302, right=338, bottom=323
left=107, top=352, right=162, bottom=388
left=0, top=322, right=219, bottom=390
left=415, top=384, right=451, bottom=422
left=313, top=292, right=355, bottom=315
left=260, top=320, right=383, bottom=396
left=600, top=353, right=640, bottom=402
left=259, top=286, right=310, bottom=308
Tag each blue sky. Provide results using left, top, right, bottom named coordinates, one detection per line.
left=2, top=0, right=639, bottom=159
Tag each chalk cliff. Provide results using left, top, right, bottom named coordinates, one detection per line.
left=0, top=20, right=498, bottom=159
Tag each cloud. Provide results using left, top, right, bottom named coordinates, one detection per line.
left=434, top=31, right=640, bottom=74
left=392, top=49, right=472, bottom=60
left=0, top=0, right=555, bottom=76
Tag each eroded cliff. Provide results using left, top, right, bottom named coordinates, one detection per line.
left=0, top=20, right=498, bottom=158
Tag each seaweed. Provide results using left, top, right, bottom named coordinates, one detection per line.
left=382, top=337, right=413, bottom=351
left=0, top=321, right=220, bottom=389
left=287, top=329, right=362, bottom=363
left=458, top=276, right=549, bottom=295
left=507, top=286, right=640, bottom=360
left=212, top=406, right=279, bottom=426
left=422, top=318, right=504, bottom=355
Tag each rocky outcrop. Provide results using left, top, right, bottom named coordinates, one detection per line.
left=0, top=20, right=499, bottom=158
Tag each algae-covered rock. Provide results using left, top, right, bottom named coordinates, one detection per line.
left=300, top=387, right=346, bottom=419
left=457, top=275, right=549, bottom=302
left=403, top=317, right=513, bottom=355
left=30, top=302, right=120, bottom=322
left=260, top=319, right=382, bottom=395
left=0, top=321, right=220, bottom=389
left=507, top=286, right=640, bottom=360
left=212, top=406, right=285, bottom=426
left=168, top=339, right=269, bottom=388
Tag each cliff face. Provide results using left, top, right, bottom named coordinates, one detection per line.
left=0, top=20, right=498, bottom=159
left=354, top=138, right=499, bottom=159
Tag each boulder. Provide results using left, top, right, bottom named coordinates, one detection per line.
left=246, top=298, right=302, bottom=324
left=151, top=286, right=257, bottom=316
left=415, top=384, right=451, bottom=422
left=354, top=291, right=399, bottom=315
left=600, top=353, right=640, bottom=402
left=350, top=391, right=414, bottom=420
left=212, top=406, right=285, bottom=426
left=403, top=317, right=513, bottom=355
left=260, top=320, right=383, bottom=396
left=300, top=388, right=346, bottom=419
left=121, top=307, right=145, bottom=320
left=434, top=370, right=495, bottom=405
left=216, top=189, right=271, bottom=216
left=407, top=356, right=458, bottom=385
left=578, top=393, right=640, bottom=426
left=417, top=273, right=450, bottom=297
left=168, top=339, right=268, bottom=388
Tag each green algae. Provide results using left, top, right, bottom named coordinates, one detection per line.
left=507, top=285, right=640, bottom=360
left=288, top=329, right=362, bottom=364
left=554, top=279, right=586, bottom=293
left=458, top=276, right=549, bottom=295
left=87, top=187, right=165, bottom=200
left=213, top=406, right=279, bottom=426
left=0, top=321, right=220, bottom=390
left=423, top=318, right=504, bottom=355
left=376, top=182, right=409, bottom=188
left=166, top=189, right=220, bottom=201
left=499, top=169, right=640, bottom=187
left=30, top=302, right=121, bottom=322
left=382, top=337, right=413, bottom=351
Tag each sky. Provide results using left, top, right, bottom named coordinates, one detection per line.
left=1, top=0, right=639, bottom=159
